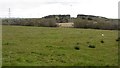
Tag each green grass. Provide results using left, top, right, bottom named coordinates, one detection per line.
left=2, top=25, right=118, bottom=66
left=0, top=25, right=2, bottom=67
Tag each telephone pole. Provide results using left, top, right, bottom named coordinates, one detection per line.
left=8, top=8, right=11, bottom=25
left=8, top=8, right=11, bottom=18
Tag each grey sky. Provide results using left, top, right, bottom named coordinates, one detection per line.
left=0, top=0, right=119, bottom=18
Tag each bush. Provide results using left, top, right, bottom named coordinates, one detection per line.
left=74, top=18, right=118, bottom=30
left=88, top=18, right=93, bottom=20
left=74, top=18, right=94, bottom=28
left=2, top=18, right=57, bottom=27
left=39, top=18, right=57, bottom=27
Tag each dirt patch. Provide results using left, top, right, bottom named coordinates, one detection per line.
left=57, top=22, right=74, bottom=28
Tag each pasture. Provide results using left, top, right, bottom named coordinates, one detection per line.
left=2, top=25, right=118, bottom=66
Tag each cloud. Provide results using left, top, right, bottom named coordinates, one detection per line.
left=0, top=0, right=119, bottom=18
left=44, top=1, right=80, bottom=5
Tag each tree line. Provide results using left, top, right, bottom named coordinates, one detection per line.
left=2, top=14, right=119, bottom=30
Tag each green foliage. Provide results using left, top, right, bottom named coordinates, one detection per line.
left=2, top=18, right=57, bottom=27
left=74, top=18, right=118, bottom=30
left=74, top=18, right=94, bottom=28
left=39, top=18, right=57, bottom=27
left=43, top=15, right=70, bottom=23
left=2, top=18, right=118, bottom=30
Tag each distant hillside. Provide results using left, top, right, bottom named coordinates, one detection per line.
left=2, top=14, right=119, bottom=30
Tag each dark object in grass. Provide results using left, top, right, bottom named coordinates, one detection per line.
left=5, top=43, right=9, bottom=45
left=3, top=42, right=9, bottom=45
left=46, top=45, right=52, bottom=48
left=116, top=39, right=119, bottom=42
left=25, top=59, right=33, bottom=63
left=31, top=52, right=35, bottom=53
left=76, top=42, right=79, bottom=45
left=116, top=38, right=120, bottom=42
left=105, top=65, right=110, bottom=67
left=116, top=37, right=120, bottom=42
left=60, top=60, right=66, bottom=63
left=101, top=40, right=104, bottom=43
left=88, top=45, right=95, bottom=48
left=89, top=37, right=93, bottom=39
left=74, top=46, right=80, bottom=50
left=86, top=42, right=90, bottom=44
left=61, top=40, right=64, bottom=42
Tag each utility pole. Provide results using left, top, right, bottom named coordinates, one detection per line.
left=70, top=4, right=72, bottom=22
left=8, top=8, right=11, bottom=18
left=8, top=8, right=11, bottom=25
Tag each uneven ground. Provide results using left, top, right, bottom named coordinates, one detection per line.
left=2, top=25, right=118, bottom=66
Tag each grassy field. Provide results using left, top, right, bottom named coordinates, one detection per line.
left=0, top=25, right=2, bottom=67
left=2, top=25, right=118, bottom=66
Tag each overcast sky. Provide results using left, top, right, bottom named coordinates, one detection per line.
left=0, top=0, right=119, bottom=18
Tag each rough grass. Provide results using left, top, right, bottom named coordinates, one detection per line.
left=2, top=25, right=118, bottom=66
left=0, top=25, right=2, bottom=67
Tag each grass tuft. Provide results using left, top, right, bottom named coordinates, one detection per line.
left=74, top=46, right=80, bottom=50
left=88, top=44, right=95, bottom=48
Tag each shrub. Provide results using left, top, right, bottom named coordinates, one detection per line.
left=74, top=18, right=94, bottom=28
left=2, top=18, right=57, bottom=27
left=74, top=18, right=118, bottom=30
left=88, top=18, right=93, bottom=20
left=39, top=18, right=57, bottom=27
